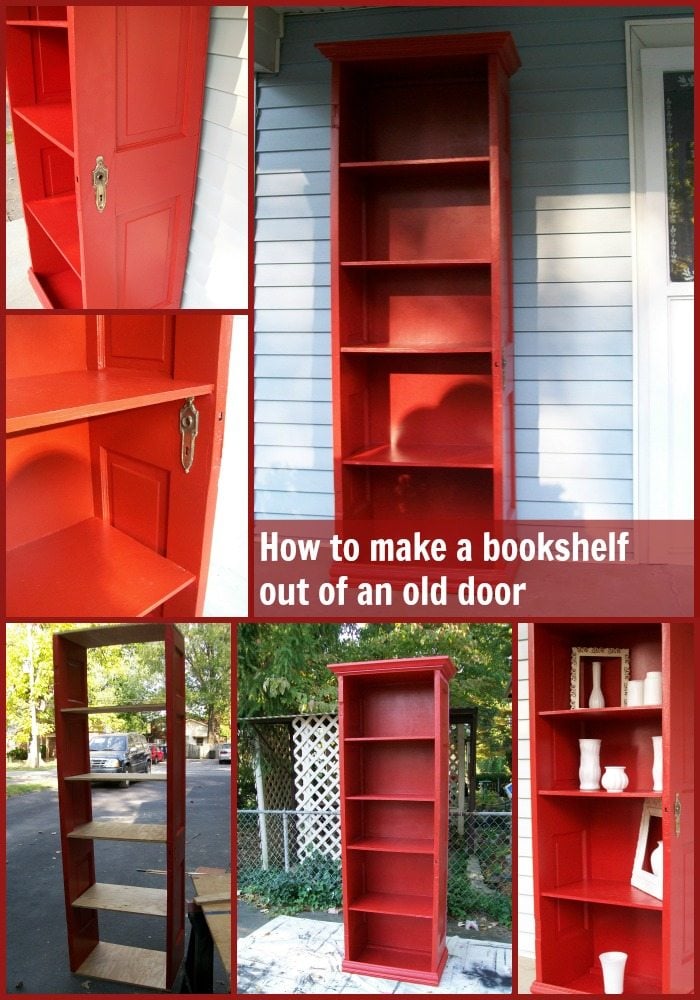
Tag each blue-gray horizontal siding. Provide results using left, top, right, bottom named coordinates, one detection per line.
left=254, top=5, right=690, bottom=519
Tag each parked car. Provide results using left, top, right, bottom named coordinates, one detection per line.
left=149, top=744, right=164, bottom=764
left=89, top=733, right=151, bottom=786
left=218, top=742, right=231, bottom=765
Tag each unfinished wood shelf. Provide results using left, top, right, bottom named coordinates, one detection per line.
left=54, top=625, right=186, bottom=991
left=6, top=312, right=231, bottom=618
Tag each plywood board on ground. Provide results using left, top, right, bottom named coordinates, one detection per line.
left=77, top=942, right=167, bottom=991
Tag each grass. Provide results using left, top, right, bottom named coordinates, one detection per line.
left=7, top=783, right=54, bottom=798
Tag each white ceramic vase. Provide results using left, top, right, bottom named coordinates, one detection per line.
left=651, top=735, right=663, bottom=792
left=650, top=840, right=663, bottom=880
left=601, top=765, right=629, bottom=793
left=579, top=738, right=602, bottom=790
left=643, top=670, right=662, bottom=705
left=626, top=679, right=645, bottom=706
left=589, top=660, right=605, bottom=708
left=600, top=951, right=628, bottom=994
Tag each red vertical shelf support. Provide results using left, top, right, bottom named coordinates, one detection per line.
left=54, top=624, right=186, bottom=991
left=329, top=656, right=456, bottom=985
left=528, top=622, right=694, bottom=994
left=317, top=33, right=520, bottom=521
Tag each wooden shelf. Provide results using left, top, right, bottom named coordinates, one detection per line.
left=76, top=942, right=166, bottom=991
left=348, top=836, right=434, bottom=854
left=65, top=772, right=167, bottom=782
left=13, top=101, right=74, bottom=155
left=25, top=194, right=80, bottom=276
left=549, top=970, right=662, bottom=995
left=73, top=882, right=168, bottom=917
left=341, top=343, right=492, bottom=355
left=61, top=703, right=167, bottom=715
left=539, top=789, right=658, bottom=798
left=346, top=793, right=434, bottom=802
left=345, top=946, right=432, bottom=976
left=348, top=891, right=433, bottom=918
left=539, top=706, right=662, bottom=720
left=343, top=443, right=493, bottom=469
left=344, top=735, right=434, bottom=743
left=7, top=370, right=214, bottom=434
left=340, top=156, right=490, bottom=174
left=69, top=822, right=167, bottom=842
left=7, top=19, right=68, bottom=26
left=541, top=879, right=662, bottom=911
left=6, top=517, right=194, bottom=618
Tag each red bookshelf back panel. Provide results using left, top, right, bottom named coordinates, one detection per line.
left=340, top=266, right=492, bottom=350
left=346, top=911, right=432, bottom=970
left=344, top=742, right=434, bottom=799
left=346, top=851, right=433, bottom=906
left=12, top=119, right=74, bottom=198
left=339, top=65, right=489, bottom=161
left=341, top=466, right=494, bottom=519
left=7, top=6, right=67, bottom=19
left=345, top=799, right=434, bottom=847
left=6, top=25, right=70, bottom=103
left=343, top=675, right=434, bottom=738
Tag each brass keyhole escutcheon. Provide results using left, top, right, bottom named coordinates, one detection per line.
left=179, top=398, right=200, bottom=474
left=92, top=155, right=109, bottom=212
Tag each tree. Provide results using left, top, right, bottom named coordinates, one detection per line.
left=180, top=623, right=231, bottom=740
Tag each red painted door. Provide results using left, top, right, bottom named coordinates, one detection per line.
left=70, top=6, right=209, bottom=308
left=663, top=622, right=694, bottom=993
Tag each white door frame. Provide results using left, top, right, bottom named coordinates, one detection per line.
left=626, top=18, right=694, bottom=518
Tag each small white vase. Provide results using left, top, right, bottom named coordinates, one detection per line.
left=600, top=951, right=628, bottom=994
left=579, top=738, right=602, bottom=790
left=626, top=679, right=645, bottom=706
left=643, top=670, right=662, bottom=705
left=651, top=735, right=663, bottom=791
left=650, top=840, right=663, bottom=880
left=589, top=660, right=605, bottom=708
left=601, top=765, right=629, bottom=793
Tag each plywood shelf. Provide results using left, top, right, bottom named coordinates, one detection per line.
left=65, top=772, right=167, bottom=782
left=76, top=942, right=167, bottom=991
left=7, top=370, right=214, bottom=434
left=61, top=703, right=167, bottom=715
left=6, top=517, right=194, bottom=618
left=69, top=821, right=167, bottom=842
left=73, top=882, right=168, bottom=916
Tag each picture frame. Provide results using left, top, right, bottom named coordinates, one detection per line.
left=631, top=798, right=663, bottom=900
left=569, top=647, right=630, bottom=709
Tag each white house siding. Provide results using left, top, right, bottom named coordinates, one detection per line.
left=182, top=6, right=248, bottom=308
left=517, top=623, right=534, bottom=965
left=254, top=4, right=690, bottom=519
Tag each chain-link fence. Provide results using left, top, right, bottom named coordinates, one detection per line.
left=238, top=807, right=511, bottom=925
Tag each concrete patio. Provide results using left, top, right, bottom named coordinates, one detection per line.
left=237, top=914, right=512, bottom=994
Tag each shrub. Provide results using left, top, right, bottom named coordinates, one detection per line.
left=239, top=852, right=342, bottom=914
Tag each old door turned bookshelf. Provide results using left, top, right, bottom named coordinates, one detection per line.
left=317, top=33, right=520, bottom=521
left=6, top=312, right=231, bottom=619
left=54, top=624, right=186, bottom=991
left=329, top=656, right=455, bottom=985
left=5, top=5, right=209, bottom=308
left=528, top=622, right=694, bottom=994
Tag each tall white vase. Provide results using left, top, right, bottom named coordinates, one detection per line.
left=579, top=738, right=602, bottom=790
left=651, top=735, right=663, bottom=791
left=589, top=660, right=605, bottom=708
left=600, top=951, right=628, bottom=994
left=643, top=670, right=662, bottom=705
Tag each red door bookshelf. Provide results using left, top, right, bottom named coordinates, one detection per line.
left=317, top=33, right=520, bottom=521
left=329, top=656, right=455, bottom=985
left=528, top=622, right=693, bottom=994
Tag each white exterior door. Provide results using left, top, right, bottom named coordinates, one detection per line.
left=627, top=20, right=694, bottom=518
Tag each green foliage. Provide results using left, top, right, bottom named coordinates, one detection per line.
left=7, top=783, right=53, bottom=798
left=447, top=876, right=512, bottom=928
left=239, top=852, right=342, bottom=914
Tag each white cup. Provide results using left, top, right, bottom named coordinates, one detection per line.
left=599, top=951, right=628, bottom=994
left=626, top=679, right=645, bottom=706
left=643, top=670, right=662, bottom=706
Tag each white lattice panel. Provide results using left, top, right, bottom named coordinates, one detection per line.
left=292, top=714, right=340, bottom=860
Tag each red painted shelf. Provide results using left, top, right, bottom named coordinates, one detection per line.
left=548, top=971, right=662, bottom=995
left=348, top=891, right=433, bottom=918
left=344, top=735, right=434, bottom=743
left=341, top=258, right=492, bottom=269
left=25, top=195, right=81, bottom=275
left=340, top=156, right=490, bottom=174
left=343, top=443, right=494, bottom=469
left=7, top=370, right=214, bottom=433
left=539, top=706, right=662, bottom=720
left=541, top=879, right=662, bottom=911
left=348, top=836, right=434, bottom=854
left=6, top=517, right=195, bottom=618
left=28, top=267, right=83, bottom=309
left=13, top=102, right=74, bottom=155
left=341, top=344, right=492, bottom=355
left=346, top=793, right=435, bottom=802
left=7, top=19, right=67, bottom=26
left=344, top=946, right=433, bottom=977
left=538, top=789, right=658, bottom=798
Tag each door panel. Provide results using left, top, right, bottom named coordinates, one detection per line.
left=70, top=6, right=209, bottom=308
